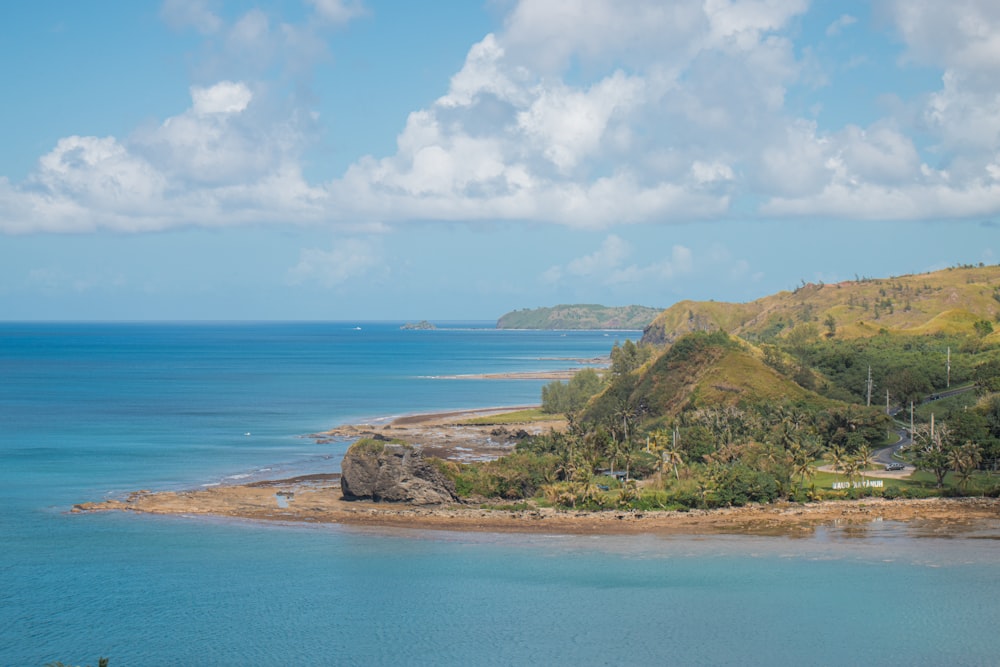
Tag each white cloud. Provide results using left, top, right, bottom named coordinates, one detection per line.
left=287, top=237, right=383, bottom=288
left=888, top=0, right=1000, bottom=73
left=565, top=235, right=631, bottom=277
left=753, top=1, right=1000, bottom=219
left=516, top=71, right=646, bottom=172
left=9, top=0, right=1000, bottom=234
left=307, top=0, right=367, bottom=25
left=544, top=236, right=694, bottom=286
left=825, top=14, right=857, bottom=37
left=704, top=0, right=808, bottom=49
left=226, top=10, right=272, bottom=60
left=191, top=81, right=252, bottom=115
left=0, top=79, right=332, bottom=233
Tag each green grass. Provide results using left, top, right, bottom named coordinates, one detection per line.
left=815, top=463, right=1000, bottom=496
left=459, top=408, right=553, bottom=425
left=913, top=388, right=980, bottom=421
left=346, top=437, right=410, bottom=455
left=811, top=468, right=937, bottom=494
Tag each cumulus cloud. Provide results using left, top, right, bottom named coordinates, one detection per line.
left=6, top=0, right=1000, bottom=233
left=191, top=81, right=253, bottom=115
left=755, top=0, right=1000, bottom=218
left=0, top=80, right=331, bottom=233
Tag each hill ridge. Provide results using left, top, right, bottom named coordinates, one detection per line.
left=643, top=265, right=1000, bottom=345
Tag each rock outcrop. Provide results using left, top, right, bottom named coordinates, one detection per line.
left=340, top=439, right=458, bottom=505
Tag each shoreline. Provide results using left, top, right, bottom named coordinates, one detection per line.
left=72, top=405, right=1000, bottom=536
left=72, top=480, right=1000, bottom=536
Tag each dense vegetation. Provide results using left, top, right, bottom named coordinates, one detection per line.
left=497, top=304, right=662, bottom=330
left=437, top=266, right=1000, bottom=510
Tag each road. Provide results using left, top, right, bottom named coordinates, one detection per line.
left=871, top=384, right=976, bottom=468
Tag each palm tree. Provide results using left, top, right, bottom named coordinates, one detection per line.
left=856, top=444, right=874, bottom=478
left=950, top=442, right=983, bottom=493
left=789, top=442, right=815, bottom=490
left=617, top=479, right=639, bottom=507
left=662, top=446, right=684, bottom=480
left=829, top=444, right=847, bottom=481
left=646, top=429, right=667, bottom=484
left=842, top=456, right=861, bottom=486
left=695, top=474, right=714, bottom=509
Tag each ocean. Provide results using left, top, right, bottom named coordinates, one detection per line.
left=2, top=322, right=999, bottom=666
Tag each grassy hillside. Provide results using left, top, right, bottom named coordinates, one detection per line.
left=643, top=264, right=1000, bottom=345
left=497, top=304, right=662, bottom=330
left=581, top=331, right=839, bottom=428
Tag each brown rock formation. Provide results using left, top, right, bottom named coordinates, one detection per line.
left=340, top=439, right=458, bottom=505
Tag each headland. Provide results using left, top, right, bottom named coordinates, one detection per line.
left=74, top=406, right=1000, bottom=536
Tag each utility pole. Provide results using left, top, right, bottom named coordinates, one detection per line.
left=886, top=389, right=890, bottom=415
left=947, top=347, right=951, bottom=388
left=866, top=365, right=873, bottom=407
left=910, top=401, right=914, bottom=446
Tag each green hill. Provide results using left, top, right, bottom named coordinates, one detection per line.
left=642, top=264, right=1000, bottom=345
left=581, top=331, right=840, bottom=428
left=497, top=304, right=662, bottom=330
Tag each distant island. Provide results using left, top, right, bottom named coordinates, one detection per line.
left=497, top=304, right=662, bottom=330
left=401, top=320, right=437, bottom=330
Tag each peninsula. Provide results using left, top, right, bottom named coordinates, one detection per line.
left=497, top=304, right=661, bottom=330
left=76, top=265, right=1000, bottom=534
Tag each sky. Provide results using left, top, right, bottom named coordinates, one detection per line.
left=0, top=0, right=997, bottom=321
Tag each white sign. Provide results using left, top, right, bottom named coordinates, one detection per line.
left=832, top=479, right=883, bottom=490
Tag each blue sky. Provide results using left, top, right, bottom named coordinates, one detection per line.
left=1, top=1, right=997, bottom=321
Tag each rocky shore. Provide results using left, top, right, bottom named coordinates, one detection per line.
left=72, top=406, right=1000, bottom=535
left=73, top=480, right=1000, bottom=536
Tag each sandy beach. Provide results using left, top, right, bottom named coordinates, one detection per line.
left=73, top=406, right=1000, bottom=535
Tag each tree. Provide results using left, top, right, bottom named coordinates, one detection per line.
left=949, top=442, right=983, bottom=493
left=541, top=368, right=607, bottom=414
left=824, top=314, right=837, bottom=337
left=610, top=339, right=653, bottom=376
left=973, top=358, right=1000, bottom=394
left=842, top=455, right=861, bottom=486
left=662, top=444, right=684, bottom=480
left=649, top=428, right=684, bottom=480
left=885, top=368, right=933, bottom=408
left=856, top=444, right=874, bottom=476
left=829, top=444, right=847, bottom=481
left=789, top=438, right=819, bottom=489
left=913, top=422, right=953, bottom=488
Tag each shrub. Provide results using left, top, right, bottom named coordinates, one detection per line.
left=712, top=465, right=780, bottom=507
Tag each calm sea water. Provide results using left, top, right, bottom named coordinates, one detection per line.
left=2, top=322, right=999, bottom=666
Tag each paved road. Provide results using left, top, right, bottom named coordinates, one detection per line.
left=871, top=384, right=975, bottom=469
left=874, top=428, right=910, bottom=466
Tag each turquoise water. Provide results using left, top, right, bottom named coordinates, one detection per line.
left=3, top=323, right=1000, bottom=666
